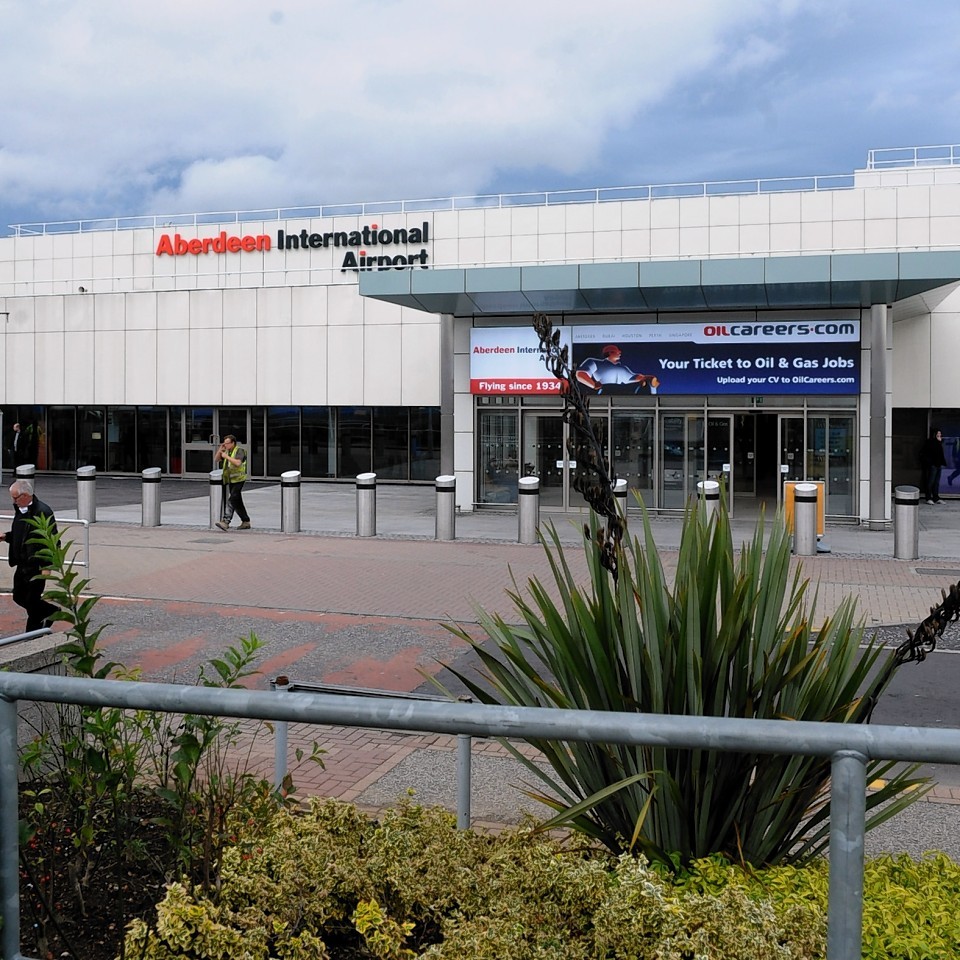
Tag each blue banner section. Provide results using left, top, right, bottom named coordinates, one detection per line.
left=571, top=339, right=860, bottom=396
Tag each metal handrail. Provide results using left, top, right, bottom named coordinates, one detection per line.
left=867, top=144, right=960, bottom=169
left=0, top=515, right=91, bottom=574
left=0, top=627, right=53, bottom=649
left=3, top=672, right=960, bottom=960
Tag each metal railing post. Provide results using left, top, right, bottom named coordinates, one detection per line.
left=827, top=750, right=867, bottom=960
left=456, top=734, right=472, bottom=830
left=76, top=465, right=96, bottom=522
left=1, top=694, right=21, bottom=960
left=281, top=471, right=302, bottom=533
left=273, top=676, right=290, bottom=791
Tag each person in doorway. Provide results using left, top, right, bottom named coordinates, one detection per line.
left=0, top=479, right=59, bottom=632
left=576, top=345, right=660, bottom=395
left=215, top=435, right=251, bottom=530
left=919, top=427, right=947, bottom=504
left=8, top=421, right=36, bottom=467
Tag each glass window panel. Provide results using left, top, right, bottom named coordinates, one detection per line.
left=250, top=407, right=264, bottom=477
left=169, top=407, right=183, bottom=474
left=137, top=408, right=168, bottom=472
left=47, top=407, right=77, bottom=471
left=478, top=409, right=518, bottom=504
left=302, top=407, right=334, bottom=478
left=266, top=407, right=300, bottom=475
left=78, top=408, right=106, bottom=472
left=338, top=408, right=372, bottom=477
left=373, top=408, right=409, bottom=480
left=612, top=412, right=654, bottom=506
left=522, top=412, right=564, bottom=508
left=410, top=407, right=441, bottom=481
left=107, top=408, right=137, bottom=472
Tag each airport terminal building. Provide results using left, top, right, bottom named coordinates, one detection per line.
left=2, top=144, right=960, bottom=524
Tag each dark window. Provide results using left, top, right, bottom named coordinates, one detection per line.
left=137, top=408, right=168, bottom=472
left=337, top=407, right=371, bottom=477
left=79, top=408, right=106, bottom=471
left=266, top=407, right=300, bottom=475
left=250, top=407, right=265, bottom=476
left=410, top=407, right=441, bottom=480
left=107, top=408, right=137, bottom=472
left=302, top=407, right=334, bottom=478
left=373, top=408, right=409, bottom=480
left=47, top=407, right=77, bottom=470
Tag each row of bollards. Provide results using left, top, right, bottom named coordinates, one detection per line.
left=10, top=467, right=928, bottom=557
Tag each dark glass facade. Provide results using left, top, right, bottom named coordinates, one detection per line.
left=0, top=405, right=440, bottom=481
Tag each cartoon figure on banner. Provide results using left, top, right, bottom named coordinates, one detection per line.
left=575, top=345, right=660, bottom=395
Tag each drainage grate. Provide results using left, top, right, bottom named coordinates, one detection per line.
left=915, top=568, right=960, bottom=578
left=189, top=537, right=231, bottom=544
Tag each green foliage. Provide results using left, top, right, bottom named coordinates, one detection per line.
left=124, top=798, right=825, bottom=960
left=17, top=517, right=321, bottom=955
left=442, top=501, right=928, bottom=867
left=675, top=852, right=960, bottom=960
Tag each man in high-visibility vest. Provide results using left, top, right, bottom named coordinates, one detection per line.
left=215, top=435, right=252, bottom=530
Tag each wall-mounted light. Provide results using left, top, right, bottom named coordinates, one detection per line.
left=78, top=286, right=87, bottom=293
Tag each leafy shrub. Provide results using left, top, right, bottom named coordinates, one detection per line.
left=442, top=504, right=927, bottom=867
left=124, top=798, right=825, bottom=960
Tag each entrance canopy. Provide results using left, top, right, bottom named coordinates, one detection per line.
left=359, top=250, right=960, bottom=316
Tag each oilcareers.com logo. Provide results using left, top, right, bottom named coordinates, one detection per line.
left=701, top=322, right=858, bottom=339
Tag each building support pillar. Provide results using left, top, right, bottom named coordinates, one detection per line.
left=868, top=303, right=890, bottom=528
left=440, top=312, right=455, bottom=476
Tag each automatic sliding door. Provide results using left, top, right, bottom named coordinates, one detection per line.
left=612, top=411, right=654, bottom=507
left=522, top=412, right=564, bottom=508
left=660, top=414, right=705, bottom=509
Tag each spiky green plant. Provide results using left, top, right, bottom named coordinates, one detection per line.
left=443, top=499, right=928, bottom=868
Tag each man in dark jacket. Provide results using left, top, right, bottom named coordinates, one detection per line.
left=919, top=427, right=948, bottom=505
left=0, top=479, right=58, bottom=631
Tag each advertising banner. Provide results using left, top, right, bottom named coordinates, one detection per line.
left=469, top=327, right=571, bottom=395
left=570, top=321, right=860, bottom=396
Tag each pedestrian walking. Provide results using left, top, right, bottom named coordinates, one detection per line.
left=920, top=427, right=947, bottom=504
left=215, top=435, right=251, bottom=530
left=0, top=478, right=59, bottom=631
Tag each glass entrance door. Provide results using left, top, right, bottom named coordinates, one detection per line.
left=779, top=414, right=857, bottom=517
left=809, top=415, right=856, bottom=517
left=521, top=410, right=610, bottom=510
left=660, top=414, right=732, bottom=511
left=183, top=407, right=250, bottom=476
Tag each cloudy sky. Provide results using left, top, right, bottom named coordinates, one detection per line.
left=1, top=0, right=958, bottom=231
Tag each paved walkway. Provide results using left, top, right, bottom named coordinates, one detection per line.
left=3, top=475, right=960, bottom=852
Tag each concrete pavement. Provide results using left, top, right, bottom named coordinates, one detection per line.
left=4, top=474, right=960, bottom=853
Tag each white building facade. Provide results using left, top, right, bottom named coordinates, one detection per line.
left=2, top=145, right=960, bottom=524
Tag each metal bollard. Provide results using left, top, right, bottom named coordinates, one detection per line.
left=435, top=475, right=456, bottom=541
left=14, top=464, right=35, bottom=480
left=793, top=481, right=818, bottom=556
left=281, top=470, right=302, bottom=533
left=209, top=469, right=223, bottom=528
left=76, top=465, right=96, bottom=522
left=696, top=479, right=720, bottom=522
left=613, top=478, right=628, bottom=517
left=893, top=485, right=920, bottom=561
left=356, top=472, right=377, bottom=537
left=141, top=467, right=161, bottom=527
left=518, top=476, right=540, bottom=544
